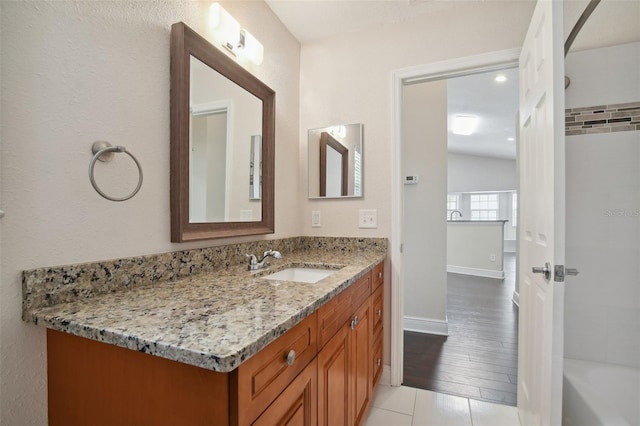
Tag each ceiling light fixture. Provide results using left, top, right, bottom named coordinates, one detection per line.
left=495, top=74, right=507, bottom=83
left=451, top=115, right=478, bottom=136
left=210, top=3, right=264, bottom=65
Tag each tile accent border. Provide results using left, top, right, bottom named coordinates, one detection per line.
left=22, top=236, right=388, bottom=319
left=565, top=101, right=640, bottom=135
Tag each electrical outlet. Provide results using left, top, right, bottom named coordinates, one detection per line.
left=490, top=253, right=496, bottom=262
left=359, top=209, right=377, bottom=229
left=311, top=211, right=321, bottom=227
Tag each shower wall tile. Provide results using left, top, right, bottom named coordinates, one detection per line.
left=565, top=101, right=640, bottom=135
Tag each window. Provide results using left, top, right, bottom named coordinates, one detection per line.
left=512, top=192, right=518, bottom=227
left=470, top=193, right=499, bottom=220
left=447, top=194, right=459, bottom=219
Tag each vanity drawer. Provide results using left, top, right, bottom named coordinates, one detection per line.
left=233, top=313, right=317, bottom=426
left=371, top=284, right=383, bottom=339
left=350, top=272, right=372, bottom=316
left=317, top=286, right=353, bottom=349
left=372, top=262, right=384, bottom=291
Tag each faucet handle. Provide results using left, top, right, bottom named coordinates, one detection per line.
left=245, top=254, right=257, bottom=265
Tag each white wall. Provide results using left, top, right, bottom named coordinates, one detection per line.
left=447, top=222, right=505, bottom=276
left=402, top=81, right=448, bottom=327
left=0, top=2, right=300, bottom=423
left=447, top=153, right=516, bottom=193
left=565, top=42, right=640, bottom=109
left=564, top=42, right=640, bottom=369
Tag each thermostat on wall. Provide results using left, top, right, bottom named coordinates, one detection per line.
left=404, top=175, right=419, bottom=185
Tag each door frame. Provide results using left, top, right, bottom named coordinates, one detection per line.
left=390, top=48, right=522, bottom=387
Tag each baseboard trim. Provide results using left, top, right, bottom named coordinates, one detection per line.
left=447, top=265, right=505, bottom=279
left=512, top=290, right=520, bottom=307
left=403, top=315, right=449, bottom=336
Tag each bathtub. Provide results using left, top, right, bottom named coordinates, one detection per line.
left=563, top=358, right=640, bottom=426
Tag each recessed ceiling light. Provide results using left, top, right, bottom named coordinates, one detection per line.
left=507, top=137, right=515, bottom=141
left=451, top=116, right=478, bottom=136
left=495, top=74, right=507, bottom=83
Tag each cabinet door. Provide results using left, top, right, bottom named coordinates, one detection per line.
left=350, top=300, right=371, bottom=426
left=252, top=359, right=317, bottom=426
left=371, top=333, right=383, bottom=391
left=318, top=324, right=350, bottom=426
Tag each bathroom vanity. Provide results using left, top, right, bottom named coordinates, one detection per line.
left=23, top=237, right=386, bottom=426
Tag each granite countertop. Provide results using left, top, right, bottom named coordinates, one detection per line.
left=28, top=247, right=386, bottom=373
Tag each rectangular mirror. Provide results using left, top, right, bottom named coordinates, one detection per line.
left=308, top=123, right=363, bottom=199
left=171, top=22, right=275, bottom=242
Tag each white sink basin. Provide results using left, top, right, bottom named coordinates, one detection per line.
left=261, top=267, right=336, bottom=284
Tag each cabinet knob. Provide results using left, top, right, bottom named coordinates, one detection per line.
left=376, top=358, right=381, bottom=367
left=378, top=272, right=383, bottom=279
left=377, top=309, right=382, bottom=317
left=351, top=315, right=359, bottom=330
left=286, top=349, right=296, bottom=366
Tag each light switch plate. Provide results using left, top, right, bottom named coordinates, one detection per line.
left=312, top=210, right=321, bottom=227
left=239, top=210, right=253, bottom=221
left=359, top=209, right=377, bottom=229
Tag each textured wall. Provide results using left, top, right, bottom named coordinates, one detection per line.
left=298, top=1, right=534, bottom=358
left=0, top=1, right=300, bottom=423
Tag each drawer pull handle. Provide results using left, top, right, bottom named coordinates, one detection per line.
left=377, top=359, right=381, bottom=367
left=377, top=309, right=382, bottom=317
left=378, top=272, right=383, bottom=279
left=351, top=315, right=359, bottom=330
left=286, top=350, right=296, bottom=366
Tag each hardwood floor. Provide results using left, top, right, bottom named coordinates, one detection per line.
left=403, top=254, right=519, bottom=406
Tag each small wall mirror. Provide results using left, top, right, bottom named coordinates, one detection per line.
left=308, top=123, right=363, bottom=198
left=171, top=22, right=274, bottom=242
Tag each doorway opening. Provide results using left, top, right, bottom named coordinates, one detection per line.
left=401, top=66, right=520, bottom=406
left=389, top=48, right=521, bottom=394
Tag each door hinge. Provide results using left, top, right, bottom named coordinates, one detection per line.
left=555, top=265, right=580, bottom=282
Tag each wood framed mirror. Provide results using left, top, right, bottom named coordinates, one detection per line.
left=170, top=22, right=275, bottom=242
left=319, top=132, right=348, bottom=197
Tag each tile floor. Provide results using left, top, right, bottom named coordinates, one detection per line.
left=364, top=384, right=521, bottom=426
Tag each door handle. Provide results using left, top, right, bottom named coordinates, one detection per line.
left=532, top=262, right=551, bottom=280
left=554, top=265, right=580, bottom=282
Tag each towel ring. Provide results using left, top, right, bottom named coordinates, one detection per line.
left=89, top=141, right=143, bottom=202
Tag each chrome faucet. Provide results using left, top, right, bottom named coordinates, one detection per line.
left=449, top=210, right=463, bottom=221
left=246, top=249, right=282, bottom=271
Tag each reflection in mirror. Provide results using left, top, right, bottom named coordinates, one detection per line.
left=189, top=55, right=262, bottom=223
left=170, top=22, right=275, bottom=242
left=308, top=124, right=363, bottom=198
left=249, top=135, right=262, bottom=200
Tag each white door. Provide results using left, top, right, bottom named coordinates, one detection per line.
left=517, top=1, right=565, bottom=425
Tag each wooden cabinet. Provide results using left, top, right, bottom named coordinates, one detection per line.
left=233, top=314, right=317, bottom=425
left=253, top=359, right=317, bottom=426
left=318, top=264, right=383, bottom=426
left=47, top=261, right=385, bottom=426
left=350, top=299, right=371, bottom=426
left=318, top=323, right=350, bottom=426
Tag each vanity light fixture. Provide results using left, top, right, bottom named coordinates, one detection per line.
left=451, top=115, right=478, bottom=136
left=495, top=74, right=507, bottom=83
left=209, top=3, right=264, bottom=65
left=507, top=137, right=515, bottom=141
